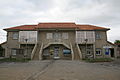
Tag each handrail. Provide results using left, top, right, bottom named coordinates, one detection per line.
left=39, top=43, right=43, bottom=60
left=76, top=44, right=82, bottom=59
left=31, top=43, right=38, bottom=59
left=70, top=42, right=74, bottom=60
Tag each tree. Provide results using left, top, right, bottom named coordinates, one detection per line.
left=114, top=40, right=120, bottom=44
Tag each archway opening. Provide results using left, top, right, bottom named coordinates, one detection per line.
left=42, top=44, right=72, bottom=60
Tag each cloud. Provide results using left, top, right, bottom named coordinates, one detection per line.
left=0, top=0, right=120, bottom=43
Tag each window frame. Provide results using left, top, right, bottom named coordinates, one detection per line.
left=46, top=33, right=53, bottom=39
left=11, top=49, right=17, bottom=56
left=96, top=48, right=102, bottom=55
left=96, top=32, right=101, bottom=39
left=62, top=33, right=68, bottom=39
left=13, top=32, right=19, bottom=40
left=53, top=33, right=61, bottom=39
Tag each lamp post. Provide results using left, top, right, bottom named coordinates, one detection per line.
left=85, top=39, right=88, bottom=58
left=25, top=38, right=28, bottom=60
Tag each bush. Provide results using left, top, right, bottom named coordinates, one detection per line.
left=0, top=58, right=31, bottom=62
left=83, top=58, right=113, bottom=63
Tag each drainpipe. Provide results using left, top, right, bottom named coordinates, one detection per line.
left=25, top=39, right=28, bottom=60
left=85, top=39, right=88, bottom=58
left=93, top=43, right=96, bottom=59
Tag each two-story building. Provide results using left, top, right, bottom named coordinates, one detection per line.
left=1, top=22, right=116, bottom=60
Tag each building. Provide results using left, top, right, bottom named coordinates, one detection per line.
left=1, top=22, right=116, bottom=60
left=0, top=42, right=6, bottom=58
left=115, top=43, right=120, bottom=58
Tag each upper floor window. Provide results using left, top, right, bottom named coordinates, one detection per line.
left=46, top=33, right=53, bottom=39
left=62, top=33, right=68, bottom=39
left=96, top=32, right=101, bottom=39
left=54, top=33, right=61, bottom=39
left=13, top=32, right=19, bottom=39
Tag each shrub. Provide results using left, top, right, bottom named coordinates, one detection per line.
left=0, top=58, right=31, bottom=62
left=83, top=58, right=113, bottom=63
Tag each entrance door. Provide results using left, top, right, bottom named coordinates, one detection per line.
left=110, top=48, right=114, bottom=57
left=54, top=47, right=60, bottom=59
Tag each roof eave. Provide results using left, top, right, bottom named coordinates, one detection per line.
left=3, top=29, right=36, bottom=31
left=76, top=28, right=110, bottom=31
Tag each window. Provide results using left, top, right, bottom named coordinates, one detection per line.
left=96, top=48, right=102, bottom=55
left=96, top=32, right=101, bottom=39
left=54, top=33, right=61, bottom=39
left=11, top=49, right=17, bottom=55
left=76, top=31, right=95, bottom=43
left=13, top=32, right=19, bottom=39
left=87, top=51, right=91, bottom=55
left=62, top=33, right=68, bottom=39
left=46, top=33, right=53, bottom=39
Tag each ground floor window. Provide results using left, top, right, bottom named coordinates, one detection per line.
left=0, top=46, right=5, bottom=57
left=11, top=49, right=17, bottom=56
left=96, top=48, right=102, bottom=55
left=87, top=50, right=91, bottom=55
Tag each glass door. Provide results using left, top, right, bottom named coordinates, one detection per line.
left=54, top=47, right=60, bottom=59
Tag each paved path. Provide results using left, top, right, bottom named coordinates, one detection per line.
left=0, top=60, right=120, bottom=80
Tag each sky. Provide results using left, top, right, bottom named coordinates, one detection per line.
left=0, top=0, right=120, bottom=43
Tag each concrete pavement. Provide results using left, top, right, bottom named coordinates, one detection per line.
left=0, top=60, right=120, bottom=80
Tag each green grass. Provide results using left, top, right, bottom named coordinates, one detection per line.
left=0, top=58, right=31, bottom=63
left=83, top=58, right=114, bottom=63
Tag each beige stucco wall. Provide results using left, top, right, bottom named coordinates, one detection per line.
left=3, top=29, right=115, bottom=59
left=38, top=30, right=76, bottom=45
left=37, top=30, right=80, bottom=60
left=3, top=31, right=35, bottom=58
left=95, top=31, right=115, bottom=58
left=2, top=31, right=19, bottom=58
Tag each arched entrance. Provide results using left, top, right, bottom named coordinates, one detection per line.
left=42, top=44, right=72, bottom=60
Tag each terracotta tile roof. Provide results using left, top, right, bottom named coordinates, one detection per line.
left=4, top=22, right=109, bottom=31
left=107, top=41, right=115, bottom=46
left=76, top=25, right=109, bottom=30
left=115, top=43, right=120, bottom=45
left=0, top=41, right=7, bottom=45
left=36, top=22, right=76, bottom=28
left=4, top=25, right=37, bottom=30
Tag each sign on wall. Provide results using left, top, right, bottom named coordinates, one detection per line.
left=19, top=31, right=37, bottom=43
left=105, top=48, right=110, bottom=55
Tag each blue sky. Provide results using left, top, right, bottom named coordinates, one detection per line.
left=0, top=0, right=120, bottom=43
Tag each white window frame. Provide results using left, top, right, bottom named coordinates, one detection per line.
left=62, top=33, right=68, bottom=39
left=96, top=48, right=102, bottom=55
left=13, top=32, right=19, bottom=39
left=46, top=33, right=53, bottom=39
left=96, top=32, right=101, bottom=39
left=11, top=49, right=17, bottom=55
left=76, top=31, right=95, bottom=43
